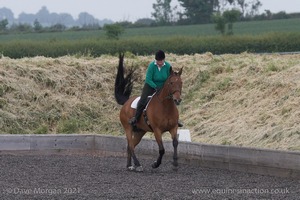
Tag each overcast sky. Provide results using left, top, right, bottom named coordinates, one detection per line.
left=0, top=0, right=299, bottom=22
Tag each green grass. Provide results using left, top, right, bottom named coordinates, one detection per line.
left=0, top=18, right=299, bottom=58
left=0, top=18, right=300, bottom=43
left=0, top=30, right=105, bottom=42
left=232, top=18, right=300, bottom=35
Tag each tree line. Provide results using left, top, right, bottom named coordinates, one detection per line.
left=0, top=6, right=112, bottom=32
left=151, top=0, right=300, bottom=35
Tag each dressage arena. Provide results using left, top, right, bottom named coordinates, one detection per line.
left=0, top=134, right=299, bottom=199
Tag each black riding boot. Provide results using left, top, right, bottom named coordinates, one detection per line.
left=129, top=102, right=145, bottom=127
left=129, top=83, right=155, bottom=127
left=178, top=120, right=184, bottom=127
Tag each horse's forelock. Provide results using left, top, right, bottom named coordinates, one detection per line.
left=170, top=67, right=183, bottom=77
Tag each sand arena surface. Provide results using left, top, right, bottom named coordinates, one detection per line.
left=0, top=153, right=299, bottom=199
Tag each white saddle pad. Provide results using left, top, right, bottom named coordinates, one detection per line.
left=130, top=95, right=154, bottom=109
left=131, top=97, right=140, bottom=109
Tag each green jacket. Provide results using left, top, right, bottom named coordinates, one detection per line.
left=145, top=60, right=171, bottom=89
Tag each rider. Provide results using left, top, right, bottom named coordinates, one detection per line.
left=129, top=50, right=183, bottom=128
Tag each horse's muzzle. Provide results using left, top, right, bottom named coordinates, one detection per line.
left=172, top=90, right=182, bottom=105
left=174, top=98, right=182, bottom=105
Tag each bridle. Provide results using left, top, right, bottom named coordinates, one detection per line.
left=156, top=74, right=182, bottom=102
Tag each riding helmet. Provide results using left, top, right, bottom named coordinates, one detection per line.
left=155, top=50, right=165, bottom=61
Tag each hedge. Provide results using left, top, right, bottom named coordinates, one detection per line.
left=0, top=32, right=300, bottom=58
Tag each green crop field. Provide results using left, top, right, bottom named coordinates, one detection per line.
left=0, top=18, right=300, bottom=58
left=0, top=18, right=300, bottom=43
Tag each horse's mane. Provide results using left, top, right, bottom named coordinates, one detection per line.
left=114, top=53, right=135, bottom=105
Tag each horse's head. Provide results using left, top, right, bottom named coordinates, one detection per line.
left=166, top=67, right=183, bottom=105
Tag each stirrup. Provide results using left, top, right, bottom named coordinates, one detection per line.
left=178, top=121, right=184, bottom=127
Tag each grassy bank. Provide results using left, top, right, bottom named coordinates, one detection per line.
left=0, top=53, right=300, bottom=151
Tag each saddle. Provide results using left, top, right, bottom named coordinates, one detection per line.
left=130, top=95, right=152, bottom=109
left=130, top=95, right=154, bottom=130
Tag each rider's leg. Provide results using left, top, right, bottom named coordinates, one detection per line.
left=129, top=83, right=155, bottom=126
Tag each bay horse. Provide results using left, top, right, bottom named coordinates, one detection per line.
left=114, top=53, right=183, bottom=172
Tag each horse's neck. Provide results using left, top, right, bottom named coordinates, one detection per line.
left=156, top=86, right=174, bottom=108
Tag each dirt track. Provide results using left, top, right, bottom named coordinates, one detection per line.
left=0, top=153, right=299, bottom=200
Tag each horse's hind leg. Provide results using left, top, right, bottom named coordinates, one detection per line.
left=126, top=145, right=132, bottom=169
left=125, top=129, right=138, bottom=171
left=126, top=130, right=145, bottom=172
left=131, top=131, right=146, bottom=172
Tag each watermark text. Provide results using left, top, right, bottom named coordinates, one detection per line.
left=192, top=187, right=290, bottom=195
left=2, top=187, right=81, bottom=196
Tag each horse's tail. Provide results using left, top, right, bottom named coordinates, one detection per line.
left=114, top=53, right=135, bottom=105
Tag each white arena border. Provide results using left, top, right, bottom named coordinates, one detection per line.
left=0, top=134, right=299, bottom=179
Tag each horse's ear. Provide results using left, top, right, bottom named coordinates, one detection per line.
left=178, top=67, right=183, bottom=76
left=170, top=66, right=174, bottom=75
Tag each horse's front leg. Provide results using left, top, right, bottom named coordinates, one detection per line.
left=171, top=128, right=179, bottom=167
left=152, top=131, right=165, bottom=168
left=172, top=136, right=179, bottom=167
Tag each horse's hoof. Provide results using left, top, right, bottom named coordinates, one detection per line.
left=172, top=162, right=179, bottom=171
left=135, top=166, right=144, bottom=172
left=172, top=166, right=178, bottom=172
left=127, top=165, right=143, bottom=172
left=173, top=161, right=178, bottom=167
left=151, top=161, right=159, bottom=169
left=127, top=166, right=135, bottom=171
